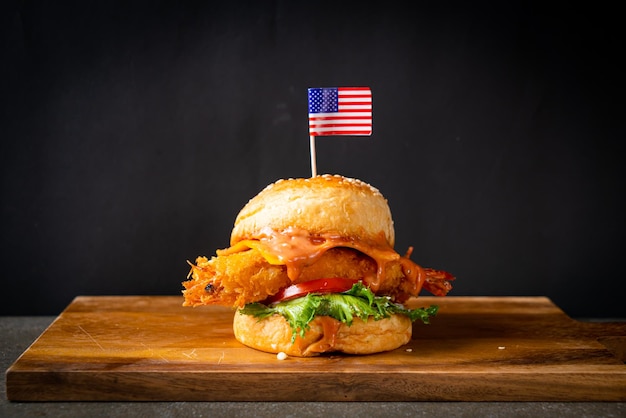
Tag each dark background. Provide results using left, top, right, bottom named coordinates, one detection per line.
left=2, top=2, right=624, bottom=317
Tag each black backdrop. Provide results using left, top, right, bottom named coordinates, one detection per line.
left=2, top=2, right=624, bottom=317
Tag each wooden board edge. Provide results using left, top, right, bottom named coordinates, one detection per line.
left=6, top=370, right=626, bottom=402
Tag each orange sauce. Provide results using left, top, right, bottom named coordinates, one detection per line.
left=217, top=227, right=425, bottom=295
left=304, top=316, right=342, bottom=355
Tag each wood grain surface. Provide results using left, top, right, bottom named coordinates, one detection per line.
left=5, top=296, right=626, bottom=401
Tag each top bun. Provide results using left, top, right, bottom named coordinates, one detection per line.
left=231, top=175, right=395, bottom=247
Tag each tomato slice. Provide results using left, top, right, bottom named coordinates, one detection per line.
left=266, top=278, right=360, bottom=304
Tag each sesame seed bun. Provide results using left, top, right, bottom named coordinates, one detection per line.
left=230, top=174, right=395, bottom=248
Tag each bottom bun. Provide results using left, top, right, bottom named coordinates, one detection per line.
left=233, top=312, right=412, bottom=357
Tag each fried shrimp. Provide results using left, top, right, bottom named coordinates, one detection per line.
left=183, top=249, right=290, bottom=308
left=182, top=247, right=451, bottom=308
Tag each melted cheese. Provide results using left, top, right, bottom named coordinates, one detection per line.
left=216, top=226, right=421, bottom=293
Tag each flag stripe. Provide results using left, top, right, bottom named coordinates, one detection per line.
left=338, top=99, right=371, bottom=104
left=309, top=116, right=372, bottom=121
left=310, top=112, right=371, bottom=117
left=310, top=128, right=372, bottom=134
left=310, top=120, right=372, bottom=126
left=311, top=125, right=372, bottom=129
left=337, top=95, right=370, bottom=99
left=337, top=105, right=371, bottom=110
left=338, top=87, right=371, bottom=93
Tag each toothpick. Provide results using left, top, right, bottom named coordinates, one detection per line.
left=309, top=135, right=317, bottom=177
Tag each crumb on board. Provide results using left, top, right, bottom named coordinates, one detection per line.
left=498, top=346, right=506, bottom=350
left=277, top=352, right=288, bottom=360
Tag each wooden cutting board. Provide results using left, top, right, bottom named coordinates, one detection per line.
left=5, top=296, right=626, bottom=401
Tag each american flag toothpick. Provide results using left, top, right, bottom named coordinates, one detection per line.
left=307, top=87, right=372, bottom=177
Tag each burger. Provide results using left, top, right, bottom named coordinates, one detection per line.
left=182, top=174, right=453, bottom=356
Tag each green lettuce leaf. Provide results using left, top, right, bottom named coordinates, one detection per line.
left=238, top=282, right=438, bottom=342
